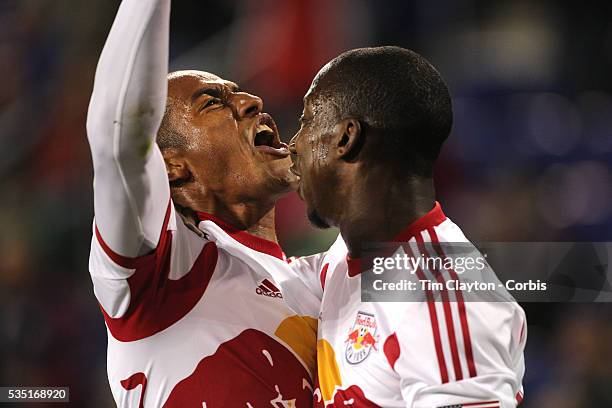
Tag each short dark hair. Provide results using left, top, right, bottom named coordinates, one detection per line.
left=312, top=46, right=453, bottom=176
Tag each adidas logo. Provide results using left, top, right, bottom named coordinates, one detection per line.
left=256, top=279, right=283, bottom=298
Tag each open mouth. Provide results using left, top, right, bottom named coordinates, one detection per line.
left=252, top=114, right=289, bottom=157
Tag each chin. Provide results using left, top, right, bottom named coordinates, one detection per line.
left=266, top=164, right=298, bottom=193
left=263, top=170, right=294, bottom=198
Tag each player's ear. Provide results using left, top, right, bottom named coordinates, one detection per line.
left=334, top=118, right=363, bottom=161
left=162, top=149, right=192, bottom=187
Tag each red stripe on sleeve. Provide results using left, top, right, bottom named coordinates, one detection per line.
left=428, top=226, right=478, bottom=378
left=416, top=233, right=463, bottom=381
left=404, top=245, right=449, bottom=383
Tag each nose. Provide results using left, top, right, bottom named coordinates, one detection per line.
left=232, top=92, right=263, bottom=119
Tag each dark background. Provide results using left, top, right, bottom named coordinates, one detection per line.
left=0, top=0, right=611, bottom=406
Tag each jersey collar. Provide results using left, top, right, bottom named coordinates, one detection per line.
left=346, top=201, right=447, bottom=277
left=392, top=201, right=447, bottom=242
left=196, top=211, right=285, bottom=260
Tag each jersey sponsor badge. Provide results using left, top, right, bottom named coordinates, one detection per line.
left=255, top=278, right=284, bottom=298
left=345, top=311, right=379, bottom=364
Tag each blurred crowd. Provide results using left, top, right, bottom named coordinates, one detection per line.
left=0, top=0, right=610, bottom=406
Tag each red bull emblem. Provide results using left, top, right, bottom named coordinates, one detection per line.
left=345, top=311, right=378, bottom=364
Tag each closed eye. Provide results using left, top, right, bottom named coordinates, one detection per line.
left=201, top=98, right=222, bottom=111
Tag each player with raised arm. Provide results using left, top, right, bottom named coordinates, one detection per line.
left=289, top=47, right=526, bottom=407
left=87, top=0, right=321, bottom=406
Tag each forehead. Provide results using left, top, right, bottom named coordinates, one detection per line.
left=304, top=61, right=334, bottom=109
left=303, top=84, right=330, bottom=116
left=167, top=70, right=238, bottom=100
left=303, top=83, right=322, bottom=112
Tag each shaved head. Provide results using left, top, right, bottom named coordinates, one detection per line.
left=152, top=69, right=296, bottom=215
left=290, top=46, right=452, bottom=230
left=307, top=46, right=453, bottom=176
left=167, top=70, right=223, bottom=82
left=157, top=70, right=236, bottom=151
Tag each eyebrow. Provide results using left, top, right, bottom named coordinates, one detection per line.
left=190, top=83, right=242, bottom=104
left=191, top=88, right=223, bottom=103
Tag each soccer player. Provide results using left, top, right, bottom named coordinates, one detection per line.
left=289, top=47, right=527, bottom=407
left=86, top=0, right=321, bottom=406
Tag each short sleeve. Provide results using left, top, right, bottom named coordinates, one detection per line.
left=408, top=375, right=522, bottom=408
left=393, top=300, right=526, bottom=408
left=287, top=253, right=328, bottom=300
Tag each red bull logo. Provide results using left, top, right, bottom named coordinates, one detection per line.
left=161, top=329, right=312, bottom=407
left=345, top=311, right=378, bottom=364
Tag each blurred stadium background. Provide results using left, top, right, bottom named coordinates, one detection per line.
left=0, top=0, right=611, bottom=406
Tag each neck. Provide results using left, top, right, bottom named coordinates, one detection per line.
left=175, top=189, right=279, bottom=243
left=338, top=165, right=435, bottom=258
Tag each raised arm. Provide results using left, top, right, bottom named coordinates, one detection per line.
left=86, top=0, right=170, bottom=257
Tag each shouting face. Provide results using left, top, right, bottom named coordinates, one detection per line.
left=162, top=71, right=297, bottom=207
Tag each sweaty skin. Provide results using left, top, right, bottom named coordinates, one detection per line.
left=86, top=2, right=322, bottom=406
left=288, top=48, right=526, bottom=408
left=290, top=81, right=434, bottom=250
left=162, top=70, right=297, bottom=243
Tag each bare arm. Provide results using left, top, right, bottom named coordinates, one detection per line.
left=86, top=0, right=170, bottom=257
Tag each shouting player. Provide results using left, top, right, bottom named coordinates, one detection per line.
left=86, top=0, right=321, bottom=406
left=289, top=47, right=526, bottom=407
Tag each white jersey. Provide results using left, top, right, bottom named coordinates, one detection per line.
left=89, top=205, right=320, bottom=407
left=296, top=203, right=526, bottom=408
left=85, top=0, right=321, bottom=405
